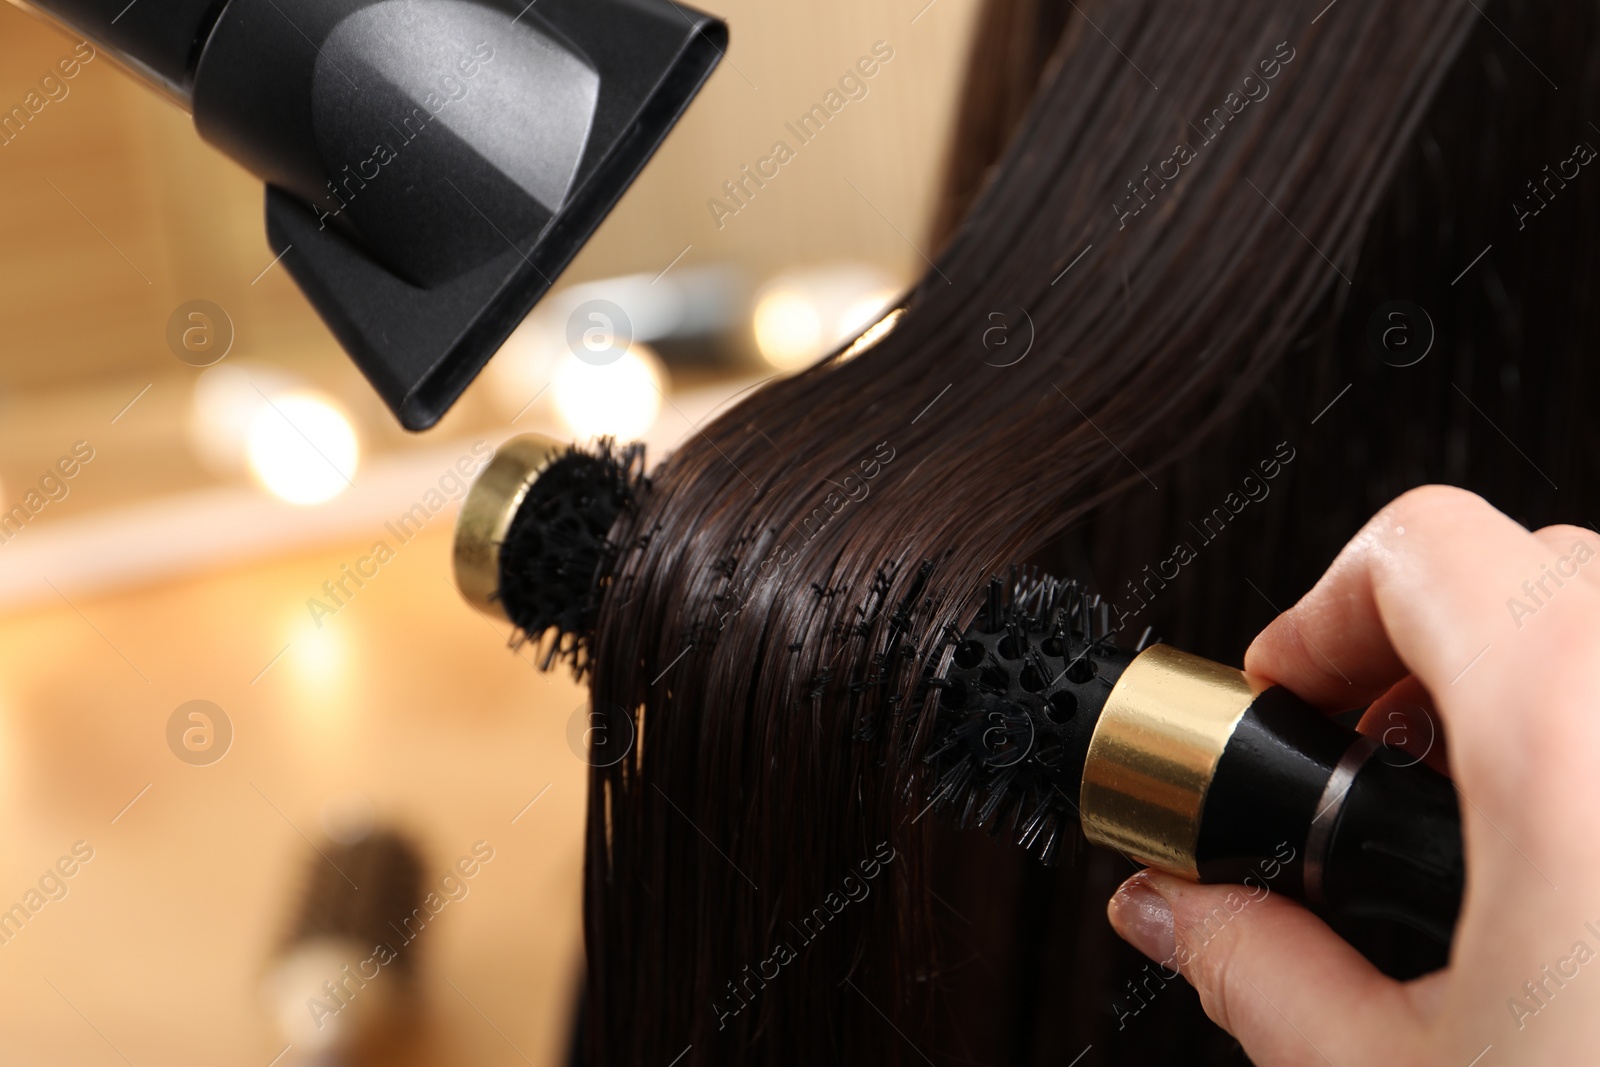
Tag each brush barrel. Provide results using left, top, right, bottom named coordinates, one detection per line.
left=453, top=434, right=566, bottom=620
left=1080, top=645, right=1463, bottom=941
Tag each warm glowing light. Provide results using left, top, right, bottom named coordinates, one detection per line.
left=837, top=307, right=905, bottom=363
left=551, top=344, right=665, bottom=440
left=753, top=289, right=824, bottom=371
left=0, top=683, right=15, bottom=809
left=752, top=265, right=902, bottom=372
left=287, top=620, right=350, bottom=698
left=246, top=393, right=359, bottom=505
left=188, top=363, right=299, bottom=476
left=484, top=315, right=566, bottom=420
left=838, top=289, right=899, bottom=341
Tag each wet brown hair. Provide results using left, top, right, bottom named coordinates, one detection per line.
left=579, top=1, right=1600, bottom=1063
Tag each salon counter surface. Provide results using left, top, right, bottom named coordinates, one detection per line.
left=0, top=525, right=585, bottom=1066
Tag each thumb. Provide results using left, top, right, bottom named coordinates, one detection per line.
left=1107, top=871, right=1418, bottom=1065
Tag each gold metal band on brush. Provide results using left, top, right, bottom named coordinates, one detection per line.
left=452, top=433, right=565, bottom=620
left=1078, top=645, right=1270, bottom=878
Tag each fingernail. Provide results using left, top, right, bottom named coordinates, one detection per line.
left=1109, top=875, right=1176, bottom=964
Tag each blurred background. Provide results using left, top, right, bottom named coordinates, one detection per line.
left=0, top=0, right=979, bottom=1062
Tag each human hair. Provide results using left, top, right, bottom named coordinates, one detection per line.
left=578, top=2, right=1600, bottom=1063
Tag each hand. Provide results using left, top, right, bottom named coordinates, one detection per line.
left=1105, top=486, right=1600, bottom=1066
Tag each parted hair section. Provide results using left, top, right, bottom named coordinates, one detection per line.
left=576, top=1, right=1600, bottom=1064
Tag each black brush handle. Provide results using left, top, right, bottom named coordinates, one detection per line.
left=1193, top=687, right=1463, bottom=942
left=1319, top=752, right=1463, bottom=943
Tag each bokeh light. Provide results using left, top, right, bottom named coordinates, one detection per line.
left=246, top=393, right=360, bottom=505
left=187, top=363, right=299, bottom=477
left=752, top=264, right=900, bottom=371
left=551, top=344, right=665, bottom=441
left=837, top=307, right=905, bottom=363
left=753, top=290, right=824, bottom=371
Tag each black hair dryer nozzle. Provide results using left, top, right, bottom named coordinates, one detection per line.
left=20, top=0, right=726, bottom=430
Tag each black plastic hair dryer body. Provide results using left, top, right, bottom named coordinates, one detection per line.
left=16, top=0, right=726, bottom=430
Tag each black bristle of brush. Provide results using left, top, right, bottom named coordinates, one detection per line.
left=489, top=457, right=1135, bottom=868
left=920, top=569, right=1144, bottom=866
left=497, top=438, right=649, bottom=675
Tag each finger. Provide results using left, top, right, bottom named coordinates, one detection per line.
left=1108, top=871, right=1418, bottom=1065
left=1357, top=675, right=1450, bottom=776
left=1243, top=485, right=1599, bottom=748
left=1529, top=524, right=1600, bottom=593
left=1244, top=583, right=1409, bottom=714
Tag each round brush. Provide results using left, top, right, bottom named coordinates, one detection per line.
left=454, top=434, right=1464, bottom=942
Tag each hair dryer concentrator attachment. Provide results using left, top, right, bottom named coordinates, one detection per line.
left=4, top=0, right=221, bottom=102
left=17, top=0, right=727, bottom=430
